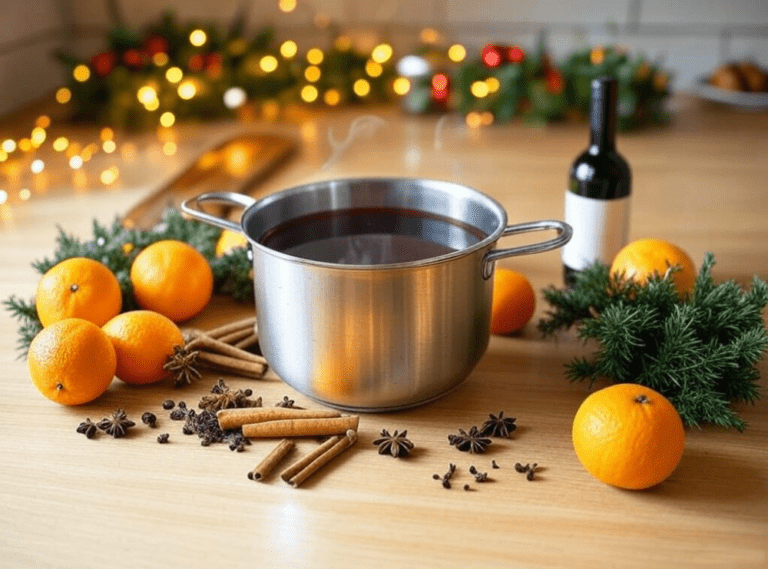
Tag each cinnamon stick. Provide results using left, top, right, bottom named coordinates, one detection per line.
left=217, top=327, right=253, bottom=345
left=204, top=316, right=257, bottom=340
left=286, top=430, right=358, bottom=487
left=248, top=439, right=295, bottom=481
left=242, top=415, right=359, bottom=438
left=196, top=351, right=267, bottom=378
left=233, top=332, right=259, bottom=350
left=280, top=436, right=341, bottom=483
left=187, top=333, right=267, bottom=365
left=218, top=407, right=341, bottom=430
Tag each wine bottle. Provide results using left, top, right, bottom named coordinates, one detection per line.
left=562, top=76, right=631, bottom=286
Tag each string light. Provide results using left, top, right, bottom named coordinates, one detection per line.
left=55, top=88, right=71, bottom=104
left=100, top=166, right=119, bottom=185
left=0, top=190, right=7, bottom=205
left=35, top=115, right=51, bottom=129
left=590, top=46, right=605, bottom=65
left=278, top=0, right=297, bottom=12
left=18, top=138, right=32, bottom=152
left=432, top=73, right=449, bottom=101
left=31, top=127, right=46, bottom=146
left=0, top=150, right=7, bottom=162
left=304, top=65, right=321, bottom=82
left=365, top=60, right=383, bottom=78
left=260, top=55, right=278, bottom=73
left=371, top=44, right=393, bottom=64
left=19, top=188, right=31, bottom=201
left=52, top=137, right=69, bottom=152
left=324, top=89, right=341, bottom=106
left=137, top=85, right=158, bottom=105
left=166, top=67, right=183, bottom=83
left=30, top=159, right=45, bottom=173
left=144, top=98, right=160, bottom=111
left=420, top=28, right=440, bottom=44
left=100, top=127, right=114, bottom=141
left=73, top=64, right=91, bottom=82
left=466, top=112, right=482, bottom=128
left=481, top=45, right=502, bottom=68
left=393, top=77, right=410, bottom=96
left=102, top=140, right=117, bottom=153
left=353, top=79, right=371, bottom=97
left=159, top=111, right=176, bottom=127
left=470, top=80, right=490, bottom=98
left=508, top=46, right=525, bottom=63
left=448, top=44, right=467, bottom=63
left=152, top=52, right=169, bottom=66
left=2, top=139, right=16, bottom=153
left=486, top=77, right=501, bottom=93
left=280, top=40, right=298, bottom=58
left=306, top=48, right=324, bottom=65
left=223, top=88, right=246, bottom=109
left=189, top=29, right=207, bottom=47
left=178, top=80, right=197, bottom=100
left=69, top=156, right=83, bottom=169
left=300, top=85, right=319, bottom=102
left=162, top=142, right=177, bottom=156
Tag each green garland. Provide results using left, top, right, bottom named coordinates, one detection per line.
left=538, top=255, right=768, bottom=430
left=4, top=209, right=252, bottom=356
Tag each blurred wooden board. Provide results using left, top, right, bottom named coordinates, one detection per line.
left=121, top=133, right=295, bottom=229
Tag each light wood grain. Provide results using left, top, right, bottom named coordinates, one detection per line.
left=0, top=95, right=766, bottom=569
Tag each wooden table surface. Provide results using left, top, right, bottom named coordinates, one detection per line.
left=1, top=95, right=766, bottom=569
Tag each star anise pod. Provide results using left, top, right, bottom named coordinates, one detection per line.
left=198, top=378, right=262, bottom=412
left=447, top=426, right=492, bottom=454
left=76, top=418, right=98, bottom=439
left=479, top=411, right=517, bottom=438
left=96, top=409, right=136, bottom=438
left=163, top=345, right=202, bottom=387
left=372, top=429, right=414, bottom=458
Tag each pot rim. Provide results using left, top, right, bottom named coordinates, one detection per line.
left=240, top=176, right=509, bottom=271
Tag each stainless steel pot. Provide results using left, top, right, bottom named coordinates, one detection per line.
left=181, top=177, right=571, bottom=411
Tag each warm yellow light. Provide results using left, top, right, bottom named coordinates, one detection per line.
left=420, top=28, right=440, bottom=44
left=2, top=139, right=16, bottom=153
left=365, top=60, right=383, bottom=77
left=18, top=139, right=33, bottom=152
left=590, top=46, right=605, bottom=65
left=189, top=29, right=207, bottom=47
left=31, top=127, right=46, bottom=146
left=56, top=87, right=72, bottom=104
left=144, top=98, right=160, bottom=111
left=163, top=142, right=177, bottom=156
left=304, top=65, right=321, bottom=82
left=278, top=0, right=297, bottom=12
left=160, top=111, right=175, bottom=127
left=353, top=79, right=371, bottom=97
left=324, top=89, right=341, bottom=106
left=100, top=127, right=114, bottom=141
left=470, top=80, right=489, bottom=98
left=178, top=81, right=197, bottom=100
left=152, top=52, right=169, bottom=66
left=280, top=40, right=298, bottom=58
left=73, top=64, right=91, bottom=82
left=334, top=36, right=352, bottom=51
left=0, top=190, right=7, bottom=205
left=260, top=55, right=278, bottom=73
left=0, top=150, right=7, bottom=162
left=19, top=188, right=31, bottom=201
left=166, top=66, right=183, bottom=83
left=100, top=167, right=119, bottom=185
left=53, top=137, right=69, bottom=152
left=102, top=140, right=116, bottom=153
left=466, top=112, right=483, bottom=128
left=393, top=77, right=411, bottom=95
left=300, top=85, right=319, bottom=102
left=137, top=85, right=158, bottom=105
left=35, top=115, right=51, bottom=129
left=486, top=77, right=501, bottom=93
left=371, top=43, right=393, bottom=64
left=69, top=156, right=83, bottom=169
left=306, top=48, right=324, bottom=65
left=66, top=142, right=81, bottom=158
left=481, top=111, right=494, bottom=126
left=448, top=44, right=467, bottom=63
left=30, top=159, right=44, bottom=173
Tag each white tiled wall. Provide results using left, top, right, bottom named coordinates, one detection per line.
left=2, top=0, right=767, bottom=116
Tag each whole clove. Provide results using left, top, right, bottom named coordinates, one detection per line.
left=157, top=433, right=170, bottom=444
left=434, top=463, right=457, bottom=489
left=141, top=412, right=157, bottom=427
left=162, top=400, right=175, bottom=410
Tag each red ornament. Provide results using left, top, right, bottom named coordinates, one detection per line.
left=481, top=44, right=503, bottom=68
left=507, top=46, right=525, bottom=64
left=91, top=51, right=117, bottom=77
left=122, top=49, right=146, bottom=69
left=188, top=54, right=205, bottom=72
left=143, top=35, right=169, bottom=57
left=431, top=73, right=450, bottom=103
left=546, top=68, right=564, bottom=94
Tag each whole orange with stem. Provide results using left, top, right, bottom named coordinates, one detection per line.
left=101, top=310, right=184, bottom=385
left=610, top=238, right=696, bottom=296
left=35, top=257, right=122, bottom=327
left=572, top=383, right=685, bottom=490
left=490, top=268, right=536, bottom=335
left=130, top=240, right=213, bottom=322
left=27, top=318, right=116, bottom=405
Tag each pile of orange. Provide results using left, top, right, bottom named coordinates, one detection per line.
left=28, top=240, right=213, bottom=405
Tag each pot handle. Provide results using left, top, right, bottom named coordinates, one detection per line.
left=180, top=192, right=257, bottom=234
left=482, top=220, right=573, bottom=279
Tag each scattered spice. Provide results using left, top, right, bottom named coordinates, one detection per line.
left=463, top=484, right=472, bottom=491
left=157, top=433, right=170, bottom=444
left=468, top=465, right=489, bottom=482
left=447, top=426, right=492, bottom=454
left=198, top=378, right=262, bottom=412
left=163, top=344, right=202, bottom=387
left=141, top=412, right=157, bottom=427
left=492, top=460, right=500, bottom=469
left=480, top=411, right=517, bottom=438
left=275, top=396, right=299, bottom=408
left=169, top=407, right=187, bottom=421
left=96, top=409, right=135, bottom=438
left=76, top=418, right=98, bottom=439
left=372, top=429, right=414, bottom=458
left=434, top=463, right=457, bottom=489
left=162, top=399, right=175, bottom=410
left=515, top=462, right=540, bottom=481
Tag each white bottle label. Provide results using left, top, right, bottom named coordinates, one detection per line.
left=562, top=191, right=630, bottom=270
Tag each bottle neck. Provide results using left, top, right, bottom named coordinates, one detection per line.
left=589, top=77, right=618, bottom=151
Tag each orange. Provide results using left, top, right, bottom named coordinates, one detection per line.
left=215, top=230, right=249, bottom=257
left=35, top=257, right=122, bottom=327
left=610, top=238, right=696, bottom=296
left=27, top=318, right=116, bottom=405
left=130, top=240, right=213, bottom=322
left=102, top=310, right=184, bottom=385
left=490, top=268, right=536, bottom=335
left=572, top=383, right=685, bottom=490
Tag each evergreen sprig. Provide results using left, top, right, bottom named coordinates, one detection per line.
left=4, top=209, right=253, bottom=357
left=538, top=253, right=768, bottom=430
